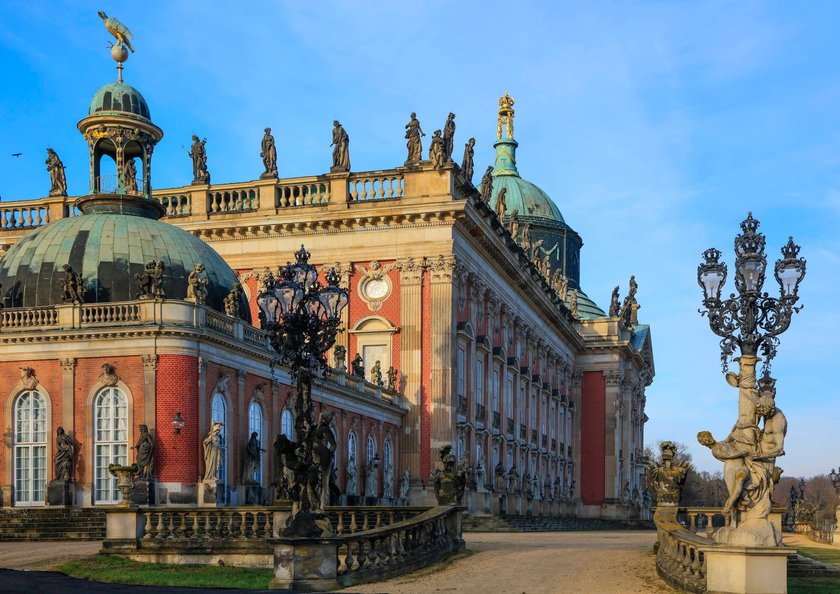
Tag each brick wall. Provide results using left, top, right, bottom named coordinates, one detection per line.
left=156, top=355, right=198, bottom=483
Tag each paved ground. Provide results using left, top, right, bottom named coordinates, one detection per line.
left=0, top=532, right=672, bottom=594
left=783, top=532, right=840, bottom=551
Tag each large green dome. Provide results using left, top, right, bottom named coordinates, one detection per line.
left=0, top=208, right=245, bottom=315
left=491, top=175, right=565, bottom=223
left=89, top=81, right=150, bottom=120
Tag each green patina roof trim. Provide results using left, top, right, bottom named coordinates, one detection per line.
left=89, top=81, right=150, bottom=120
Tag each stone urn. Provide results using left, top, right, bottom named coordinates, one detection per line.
left=108, top=463, right=138, bottom=507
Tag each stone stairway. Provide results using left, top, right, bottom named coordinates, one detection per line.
left=787, top=553, right=840, bottom=577
left=463, top=513, right=654, bottom=532
left=0, top=508, right=106, bottom=541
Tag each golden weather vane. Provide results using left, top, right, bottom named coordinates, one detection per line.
left=497, top=93, right=515, bottom=139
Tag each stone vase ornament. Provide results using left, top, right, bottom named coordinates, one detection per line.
left=108, top=463, right=138, bottom=507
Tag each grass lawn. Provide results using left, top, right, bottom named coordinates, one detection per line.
left=796, top=546, right=840, bottom=566
left=789, top=576, right=840, bottom=593
left=59, top=554, right=274, bottom=590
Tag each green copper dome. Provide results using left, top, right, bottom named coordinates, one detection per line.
left=0, top=210, right=246, bottom=316
left=488, top=138, right=565, bottom=223
left=89, top=81, right=150, bottom=120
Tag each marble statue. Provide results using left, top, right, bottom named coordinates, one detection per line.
left=202, top=422, right=224, bottom=482
left=345, top=455, right=358, bottom=495
left=371, top=360, right=384, bottom=387
left=479, top=166, right=494, bottom=202
left=442, top=112, right=456, bottom=160
left=273, top=434, right=292, bottom=500
left=312, top=410, right=337, bottom=509
left=333, top=344, right=347, bottom=372
left=456, top=454, right=471, bottom=502
left=698, top=361, right=787, bottom=546
left=123, top=159, right=137, bottom=192
left=461, top=137, right=475, bottom=183
left=609, top=286, right=620, bottom=317
left=569, top=289, right=579, bottom=318
left=507, top=464, right=518, bottom=493
left=619, top=275, right=639, bottom=326
left=351, top=353, right=364, bottom=378
left=494, top=462, right=505, bottom=492
left=260, top=128, right=278, bottom=177
left=60, top=264, right=84, bottom=304
left=428, top=130, right=445, bottom=171
left=495, top=187, right=507, bottom=220
left=365, top=458, right=379, bottom=498
left=532, top=474, right=541, bottom=501
left=135, top=260, right=164, bottom=299
left=544, top=477, right=552, bottom=501
left=475, top=458, right=486, bottom=491
left=432, top=445, right=461, bottom=504
left=54, top=427, right=74, bottom=482
left=647, top=441, right=687, bottom=506
left=133, top=424, right=154, bottom=480
left=46, top=148, right=67, bottom=196
left=405, top=112, right=425, bottom=163
left=386, top=366, right=398, bottom=391
left=383, top=464, right=394, bottom=497
left=399, top=469, right=411, bottom=500
left=508, top=209, right=520, bottom=241
left=224, top=283, right=242, bottom=317
left=242, top=431, right=265, bottom=484
left=522, top=472, right=532, bottom=500
left=330, top=120, right=350, bottom=171
left=186, top=263, right=208, bottom=303
left=189, top=135, right=210, bottom=184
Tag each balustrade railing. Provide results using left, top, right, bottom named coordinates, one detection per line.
left=348, top=173, right=404, bottom=202
left=243, top=325, right=269, bottom=348
left=656, top=526, right=709, bottom=594
left=81, top=303, right=142, bottom=325
left=0, top=204, right=51, bottom=230
left=276, top=180, right=330, bottom=207
left=328, top=507, right=425, bottom=535
left=141, top=508, right=273, bottom=543
left=335, top=506, right=460, bottom=586
left=205, top=310, right=235, bottom=336
left=0, top=306, right=58, bottom=329
left=208, top=188, right=258, bottom=214
left=157, top=194, right=192, bottom=217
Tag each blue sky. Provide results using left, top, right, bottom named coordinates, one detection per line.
left=1, top=1, right=838, bottom=476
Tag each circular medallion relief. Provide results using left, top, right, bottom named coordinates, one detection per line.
left=359, top=276, right=392, bottom=311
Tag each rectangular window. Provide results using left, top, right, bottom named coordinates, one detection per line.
left=457, top=347, right=466, bottom=397
left=505, top=372, right=513, bottom=418
left=362, top=344, right=388, bottom=375
left=492, top=369, right=500, bottom=411
left=476, top=358, right=485, bottom=405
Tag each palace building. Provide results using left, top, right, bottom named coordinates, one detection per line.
left=0, top=43, right=653, bottom=519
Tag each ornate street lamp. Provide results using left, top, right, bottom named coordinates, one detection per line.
left=171, top=411, right=185, bottom=435
left=258, top=245, right=348, bottom=537
left=697, top=212, right=806, bottom=374
left=696, top=213, right=805, bottom=547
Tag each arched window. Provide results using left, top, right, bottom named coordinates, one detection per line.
left=281, top=409, right=295, bottom=440
left=348, top=431, right=357, bottom=464
left=211, top=392, right=227, bottom=486
left=94, top=387, right=128, bottom=503
left=248, top=401, right=264, bottom=484
left=14, top=391, right=48, bottom=505
left=366, top=434, right=376, bottom=463
left=383, top=439, right=392, bottom=470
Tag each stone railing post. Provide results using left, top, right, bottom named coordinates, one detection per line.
left=105, top=509, right=145, bottom=542
left=271, top=539, right=339, bottom=591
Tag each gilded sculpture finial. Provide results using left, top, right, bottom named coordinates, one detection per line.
left=497, top=93, right=515, bottom=139
left=98, top=11, right=134, bottom=82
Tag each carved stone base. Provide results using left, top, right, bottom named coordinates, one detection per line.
left=329, top=166, right=348, bottom=174
left=260, top=171, right=278, bottom=180
left=131, top=480, right=156, bottom=506
left=47, top=480, right=75, bottom=506
left=198, top=481, right=225, bottom=507
left=702, top=545, right=788, bottom=594
left=282, top=511, right=332, bottom=538
left=714, top=518, right=782, bottom=547
left=191, top=178, right=210, bottom=186
left=271, top=541, right=339, bottom=591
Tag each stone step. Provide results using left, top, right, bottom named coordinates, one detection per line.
left=787, top=554, right=840, bottom=578
left=0, top=508, right=106, bottom=541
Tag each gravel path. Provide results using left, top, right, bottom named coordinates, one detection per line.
left=353, top=531, right=675, bottom=594
left=0, top=540, right=101, bottom=570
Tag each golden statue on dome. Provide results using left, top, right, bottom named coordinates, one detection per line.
left=98, top=11, right=134, bottom=82
left=497, top=93, right=515, bottom=139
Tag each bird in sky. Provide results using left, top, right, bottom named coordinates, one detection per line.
left=10, top=153, right=22, bottom=157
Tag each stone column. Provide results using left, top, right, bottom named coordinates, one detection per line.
left=397, top=256, right=424, bottom=480
left=332, top=262, right=353, bottom=360
left=603, top=369, right=623, bottom=508
left=571, top=370, right=583, bottom=504
left=141, top=354, right=158, bottom=431
left=429, top=255, right=457, bottom=465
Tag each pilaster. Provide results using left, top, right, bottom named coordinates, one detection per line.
left=397, top=256, right=424, bottom=479
left=141, top=354, right=158, bottom=431
left=603, top=368, right=623, bottom=502
left=59, top=358, right=76, bottom=437
left=428, top=254, right=457, bottom=464
left=197, top=357, right=207, bottom=481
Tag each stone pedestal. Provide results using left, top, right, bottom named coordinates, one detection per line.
left=244, top=484, right=261, bottom=505
left=702, top=546, right=788, bottom=594
left=270, top=541, right=338, bottom=591
left=198, top=481, right=225, bottom=507
left=47, top=480, right=75, bottom=506
left=130, top=480, right=156, bottom=506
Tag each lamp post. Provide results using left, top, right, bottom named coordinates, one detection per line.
left=697, top=212, right=806, bottom=374
left=258, top=245, right=348, bottom=537
left=696, top=213, right=805, bottom=546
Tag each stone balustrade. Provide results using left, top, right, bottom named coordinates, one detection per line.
left=0, top=196, right=73, bottom=235
left=141, top=508, right=274, bottom=542
left=80, top=302, right=142, bottom=325
left=207, top=188, right=258, bottom=214
left=276, top=179, right=330, bottom=207
left=0, top=306, right=59, bottom=329
left=656, top=522, right=709, bottom=594
left=156, top=193, right=191, bottom=217
left=347, top=172, right=405, bottom=202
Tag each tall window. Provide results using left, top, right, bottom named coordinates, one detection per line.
left=348, top=432, right=357, bottom=463
left=476, top=358, right=485, bottom=405
left=211, top=392, right=227, bottom=485
left=94, top=387, right=128, bottom=503
left=492, top=369, right=500, bottom=412
left=456, top=347, right=466, bottom=397
left=14, top=391, right=47, bottom=506
left=505, top=372, right=513, bottom=419
left=248, top=401, right=264, bottom=484
left=530, top=391, right=536, bottom=427
left=366, top=434, right=376, bottom=463
left=281, top=408, right=295, bottom=440
left=383, top=439, right=392, bottom=470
